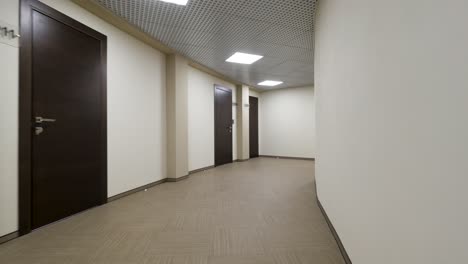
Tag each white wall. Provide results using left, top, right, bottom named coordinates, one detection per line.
left=259, top=86, right=315, bottom=158
left=40, top=0, right=167, bottom=197
left=315, top=0, right=468, bottom=263
left=187, top=66, right=237, bottom=171
left=0, top=0, right=168, bottom=237
left=249, top=90, right=260, bottom=98
left=0, top=0, right=19, bottom=237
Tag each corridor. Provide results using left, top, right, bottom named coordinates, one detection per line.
left=0, top=158, right=342, bottom=264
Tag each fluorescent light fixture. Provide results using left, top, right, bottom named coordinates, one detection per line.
left=159, top=0, right=189, bottom=5
left=258, top=80, right=284, bottom=86
left=226, top=52, right=263, bottom=64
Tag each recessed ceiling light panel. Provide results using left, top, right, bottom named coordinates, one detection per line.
left=226, top=52, right=263, bottom=64
left=159, top=0, right=189, bottom=5
left=258, top=80, right=284, bottom=86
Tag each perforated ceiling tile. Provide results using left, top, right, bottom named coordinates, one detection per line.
left=293, top=51, right=315, bottom=64
left=287, top=33, right=315, bottom=50
left=150, top=25, right=217, bottom=48
left=263, top=45, right=312, bottom=61
left=296, top=62, right=315, bottom=73
left=256, top=25, right=307, bottom=46
left=266, top=61, right=312, bottom=75
left=215, top=15, right=271, bottom=39
left=94, top=0, right=318, bottom=90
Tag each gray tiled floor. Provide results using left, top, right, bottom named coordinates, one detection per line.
left=0, top=158, right=344, bottom=264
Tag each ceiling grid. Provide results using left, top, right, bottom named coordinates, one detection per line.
left=95, top=0, right=317, bottom=90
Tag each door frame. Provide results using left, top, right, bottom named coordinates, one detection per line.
left=249, top=96, right=259, bottom=158
left=19, top=0, right=107, bottom=235
left=213, top=85, right=233, bottom=167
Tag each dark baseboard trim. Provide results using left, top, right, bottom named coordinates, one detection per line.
left=108, top=178, right=167, bottom=202
left=189, top=165, right=215, bottom=174
left=235, top=159, right=249, bottom=162
left=166, top=174, right=189, bottom=182
left=0, top=231, right=19, bottom=245
left=259, top=155, right=315, bottom=161
left=317, top=198, right=352, bottom=264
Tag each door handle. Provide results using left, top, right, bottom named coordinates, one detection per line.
left=35, top=117, right=56, bottom=123
left=34, top=117, right=56, bottom=136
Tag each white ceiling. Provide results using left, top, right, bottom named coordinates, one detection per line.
left=94, top=0, right=317, bottom=90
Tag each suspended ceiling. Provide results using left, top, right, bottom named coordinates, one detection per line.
left=94, top=0, right=317, bottom=90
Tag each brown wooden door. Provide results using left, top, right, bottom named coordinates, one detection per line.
left=249, top=96, right=259, bottom=158
left=214, top=86, right=233, bottom=166
left=20, top=0, right=107, bottom=231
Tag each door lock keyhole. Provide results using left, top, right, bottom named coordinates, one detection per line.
left=35, top=127, right=44, bottom=136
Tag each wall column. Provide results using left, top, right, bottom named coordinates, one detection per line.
left=236, top=85, right=250, bottom=161
left=166, top=54, right=189, bottom=180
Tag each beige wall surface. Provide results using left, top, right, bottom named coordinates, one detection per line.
left=249, top=90, right=260, bottom=98
left=187, top=66, right=237, bottom=171
left=259, top=86, right=315, bottom=158
left=166, top=54, right=188, bottom=179
left=0, top=0, right=19, bottom=237
left=236, top=85, right=250, bottom=160
left=315, top=0, right=468, bottom=263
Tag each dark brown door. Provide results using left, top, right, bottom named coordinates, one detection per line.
left=20, top=0, right=107, bottom=232
left=249, top=96, right=259, bottom=158
left=214, top=86, right=233, bottom=166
